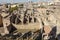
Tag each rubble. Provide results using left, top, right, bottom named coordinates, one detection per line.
left=0, top=1, right=60, bottom=40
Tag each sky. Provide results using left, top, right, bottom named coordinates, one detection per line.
left=0, top=0, right=52, bottom=3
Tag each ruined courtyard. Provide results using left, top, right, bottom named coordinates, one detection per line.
left=0, top=0, right=60, bottom=40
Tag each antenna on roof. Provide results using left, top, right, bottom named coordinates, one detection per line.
left=28, top=0, right=30, bottom=2
left=11, top=0, right=14, bottom=4
left=27, top=0, right=32, bottom=2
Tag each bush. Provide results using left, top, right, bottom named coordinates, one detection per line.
left=9, top=6, right=18, bottom=13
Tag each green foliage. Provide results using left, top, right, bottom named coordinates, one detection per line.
left=9, top=5, right=18, bottom=13
left=19, top=4, right=24, bottom=8
left=40, top=5, right=46, bottom=8
left=5, top=4, right=8, bottom=8
left=38, top=5, right=46, bottom=8
left=49, top=4, right=54, bottom=6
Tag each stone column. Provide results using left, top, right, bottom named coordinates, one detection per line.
left=3, top=19, right=9, bottom=36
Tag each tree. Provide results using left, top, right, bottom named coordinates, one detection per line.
left=9, top=5, right=18, bottom=13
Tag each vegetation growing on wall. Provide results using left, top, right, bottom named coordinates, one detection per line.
left=9, top=5, right=18, bottom=13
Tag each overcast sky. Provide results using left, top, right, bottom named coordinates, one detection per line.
left=0, top=0, right=52, bottom=3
